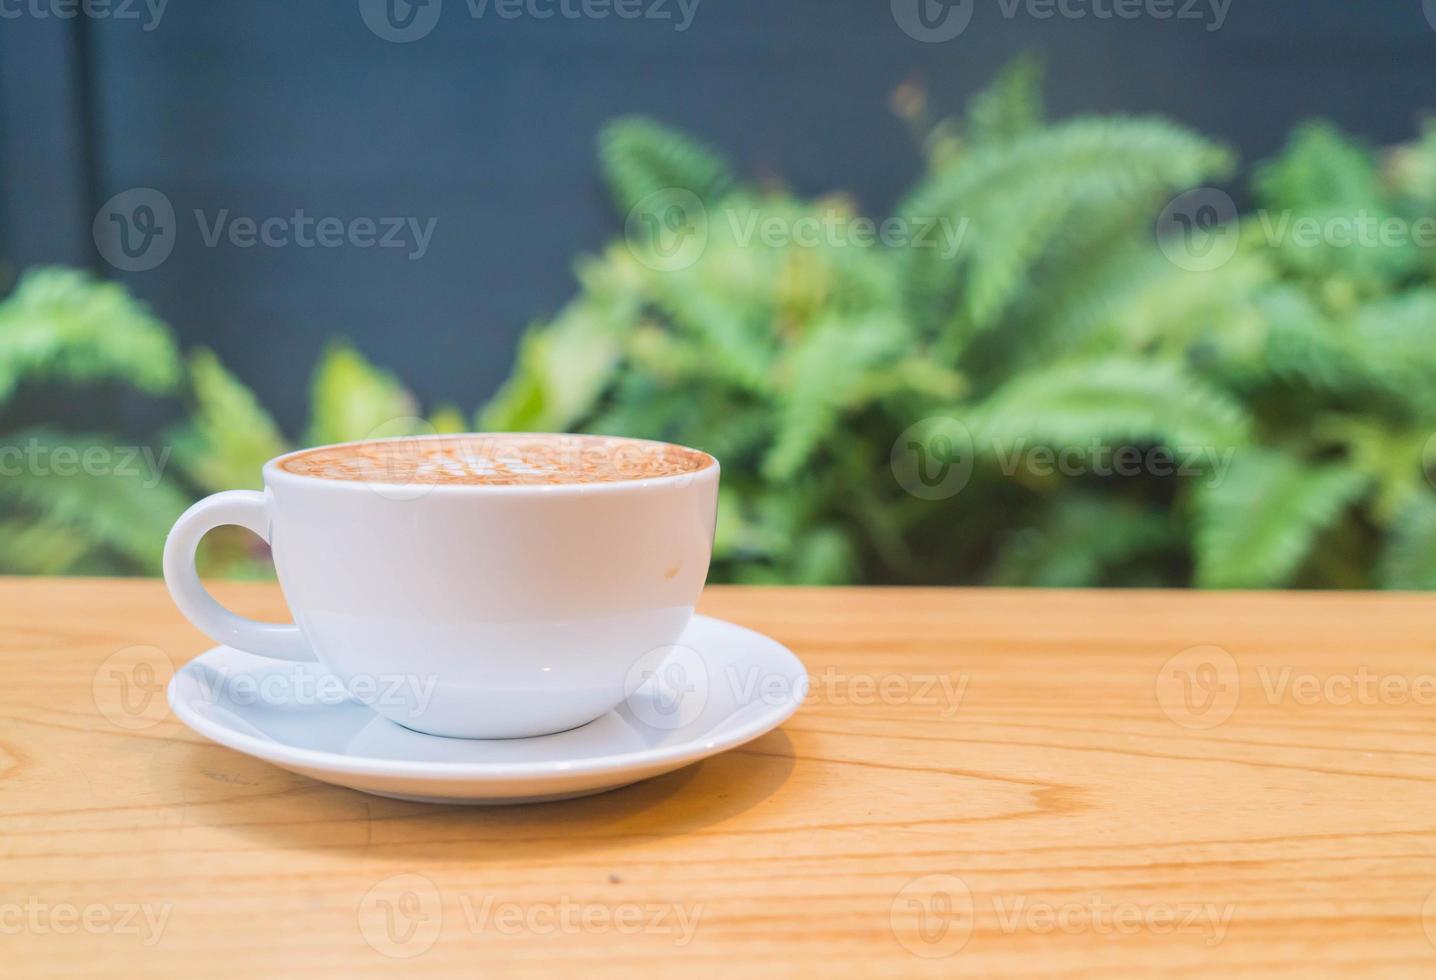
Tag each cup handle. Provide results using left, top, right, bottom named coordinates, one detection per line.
left=163, top=490, right=313, bottom=661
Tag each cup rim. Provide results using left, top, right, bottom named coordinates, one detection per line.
left=263, top=432, right=719, bottom=495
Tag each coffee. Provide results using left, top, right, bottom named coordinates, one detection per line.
left=277, top=433, right=713, bottom=487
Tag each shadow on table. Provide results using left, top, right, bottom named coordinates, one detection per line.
left=147, top=727, right=797, bottom=860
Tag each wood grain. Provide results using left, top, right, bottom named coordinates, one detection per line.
left=3, top=577, right=1436, bottom=977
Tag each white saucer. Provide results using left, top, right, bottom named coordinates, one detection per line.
left=166, top=615, right=806, bottom=805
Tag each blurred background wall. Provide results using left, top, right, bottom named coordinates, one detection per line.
left=2, top=0, right=1433, bottom=432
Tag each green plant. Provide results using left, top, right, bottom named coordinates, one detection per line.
left=5, top=58, right=1435, bottom=589
left=479, top=57, right=1436, bottom=588
left=0, top=269, right=190, bottom=574
left=0, top=268, right=453, bottom=576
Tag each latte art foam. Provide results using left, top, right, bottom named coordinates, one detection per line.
left=277, top=434, right=713, bottom=487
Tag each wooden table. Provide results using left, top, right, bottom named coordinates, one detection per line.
left=4, top=578, right=1436, bottom=977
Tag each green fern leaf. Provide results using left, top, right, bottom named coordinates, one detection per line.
left=0, top=429, right=190, bottom=573
left=1193, top=449, right=1368, bottom=588
left=763, top=315, right=904, bottom=481
left=599, top=117, right=734, bottom=215
left=971, top=357, right=1251, bottom=453
left=646, top=273, right=775, bottom=394
left=0, top=267, right=180, bottom=406
left=899, top=116, right=1234, bottom=331
left=1253, top=120, right=1386, bottom=212
left=167, top=348, right=289, bottom=492
left=1252, top=122, right=1414, bottom=290
left=964, top=52, right=1044, bottom=148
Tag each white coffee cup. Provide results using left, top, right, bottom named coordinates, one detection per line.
left=163, top=433, right=719, bottom=739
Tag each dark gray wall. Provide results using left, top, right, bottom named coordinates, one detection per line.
left=3, top=0, right=1436, bottom=431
